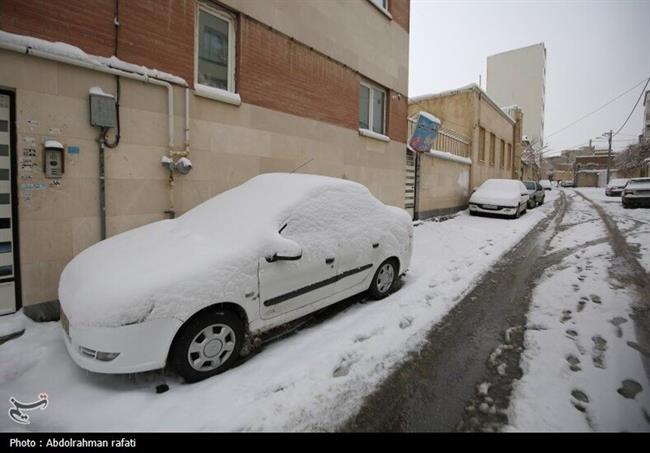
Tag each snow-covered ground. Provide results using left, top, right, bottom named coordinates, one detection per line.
left=0, top=192, right=559, bottom=432
left=507, top=189, right=650, bottom=432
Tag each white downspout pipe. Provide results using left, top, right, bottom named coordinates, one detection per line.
left=0, top=40, right=192, bottom=217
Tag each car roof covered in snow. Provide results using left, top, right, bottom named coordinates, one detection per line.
left=478, top=179, right=525, bottom=191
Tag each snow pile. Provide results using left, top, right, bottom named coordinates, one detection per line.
left=0, top=311, right=25, bottom=339
left=58, top=173, right=409, bottom=327
left=0, top=30, right=187, bottom=86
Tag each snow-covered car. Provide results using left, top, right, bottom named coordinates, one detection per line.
left=468, top=179, right=530, bottom=219
left=560, top=180, right=575, bottom=188
left=58, top=173, right=413, bottom=381
left=605, top=178, right=629, bottom=196
left=523, top=180, right=545, bottom=208
left=539, top=179, right=553, bottom=190
left=622, top=177, right=650, bottom=208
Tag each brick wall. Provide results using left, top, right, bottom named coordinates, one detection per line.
left=0, top=0, right=195, bottom=84
left=390, top=0, right=410, bottom=32
left=1, top=0, right=407, bottom=142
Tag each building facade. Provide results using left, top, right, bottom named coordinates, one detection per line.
left=0, top=0, right=410, bottom=316
left=487, top=43, right=546, bottom=152
left=408, top=84, right=520, bottom=218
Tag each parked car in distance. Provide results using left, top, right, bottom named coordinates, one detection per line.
left=622, top=177, right=650, bottom=208
left=523, top=180, right=545, bottom=208
left=539, top=179, right=553, bottom=190
left=469, top=179, right=530, bottom=219
left=560, top=180, right=575, bottom=188
left=58, top=173, right=413, bottom=382
left=605, top=178, right=629, bottom=196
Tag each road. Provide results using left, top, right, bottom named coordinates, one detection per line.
left=343, top=190, right=650, bottom=432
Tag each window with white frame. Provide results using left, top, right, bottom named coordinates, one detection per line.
left=359, top=82, right=386, bottom=135
left=197, top=5, right=235, bottom=92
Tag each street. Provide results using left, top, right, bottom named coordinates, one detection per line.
left=345, top=188, right=650, bottom=432
left=1, top=188, right=649, bottom=432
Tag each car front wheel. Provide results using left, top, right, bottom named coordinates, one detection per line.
left=368, top=259, right=398, bottom=299
left=170, top=310, right=244, bottom=382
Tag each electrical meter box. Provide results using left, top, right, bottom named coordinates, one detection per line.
left=89, top=90, right=117, bottom=128
left=43, top=140, right=64, bottom=178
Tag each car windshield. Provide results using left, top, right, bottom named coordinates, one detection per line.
left=627, top=178, right=650, bottom=187
left=523, top=181, right=536, bottom=190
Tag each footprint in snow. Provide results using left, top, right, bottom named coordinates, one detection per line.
left=561, top=310, right=572, bottom=323
left=609, top=317, right=628, bottom=338
left=577, top=297, right=589, bottom=312
left=566, top=354, right=581, bottom=372
left=332, top=353, right=359, bottom=378
left=592, top=335, right=607, bottom=369
left=617, top=379, right=643, bottom=399
left=572, top=284, right=580, bottom=292
left=570, top=389, right=590, bottom=413
left=399, top=317, right=413, bottom=330
left=590, top=295, right=602, bottom=305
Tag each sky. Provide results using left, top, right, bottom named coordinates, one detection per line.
left=409, top=0, right=650, bottom=155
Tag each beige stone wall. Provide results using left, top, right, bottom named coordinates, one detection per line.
left=2, top=50, right=405, bottom=307
left=471, top=93, right=515, bottom=189
left=221, top=0, right=409, bottom=94
left=416, top=154, right=470, bottom=217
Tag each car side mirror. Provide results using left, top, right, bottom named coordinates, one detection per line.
left=266, top=250, right=303, bottom=263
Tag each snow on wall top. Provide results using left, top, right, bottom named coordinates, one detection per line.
left=0, top=30, right=187, bottom=86
left=58, top=173, right=409, bottom=327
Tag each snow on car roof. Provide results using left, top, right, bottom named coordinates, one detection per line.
left=479, top=179, right=524, bottom=190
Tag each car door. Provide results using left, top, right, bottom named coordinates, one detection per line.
left=258, top=211, right=338, bottom=320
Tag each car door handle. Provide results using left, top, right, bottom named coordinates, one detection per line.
left=325, top=257, right=335, bottom=264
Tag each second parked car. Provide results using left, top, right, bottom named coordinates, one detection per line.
left=523, top=180, right=545, bottom=208
left=622, top=177, right=650, bottom=208
left=469, top=179, right=530, bottom=219
left=605, top=178, right=629, bottom=196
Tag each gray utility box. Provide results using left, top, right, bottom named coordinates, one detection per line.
left=89, top=92, right=117, bottom=128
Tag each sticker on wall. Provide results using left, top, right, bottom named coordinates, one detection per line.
left=48, top=127, right=61, bottom=136
left=26, top=120, right=40, bottom=131
left=19, top=182, right=47, bottom=202
left=20, top=148, right=38, bottom=177
left=67, top=146, right=80, bottom=155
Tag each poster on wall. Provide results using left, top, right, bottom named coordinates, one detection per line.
left=408, top=112, right=441, bottom=153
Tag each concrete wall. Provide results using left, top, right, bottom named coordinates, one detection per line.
left=487, top=43, right=546, bottom=149
left=2, top=50, right=406, bottom=307
left=416, top=154, right=470, bottom=218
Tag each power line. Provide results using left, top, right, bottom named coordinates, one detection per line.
left=613, top=76, right=650, bottom=136
left=544, top=77, right=649, bottom=141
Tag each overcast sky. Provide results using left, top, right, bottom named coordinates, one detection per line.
left=409, top=0, right=650, bottom=154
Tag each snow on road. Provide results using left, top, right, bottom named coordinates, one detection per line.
left=0, top=192, right=559, bottom=432
left=507, top=189, right=650, bottom=432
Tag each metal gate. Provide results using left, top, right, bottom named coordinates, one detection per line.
left=0, top=92, right=17, bottom=315
left=405, top=149, right=416, bottom=218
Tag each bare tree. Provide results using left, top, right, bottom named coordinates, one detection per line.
left=614, top=141, right=650, bottom=177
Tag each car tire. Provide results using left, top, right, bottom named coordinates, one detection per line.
left=368, top=259, right=398, bottom=300
left=170, top=309, right=244, bottom=383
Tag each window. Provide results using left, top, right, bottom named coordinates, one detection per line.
left=371, top=0, right=389, bottom=10
left=479, top=127, right=486, bottom=162
left=490, top=133, right=496, bottom=166
left=197, top=6, right=235, bottom=92
left=500, top=139, right=505, bottom=168
left=359, top=82, right=386, bottom=135
left=507, top=143, right=512, bottom=170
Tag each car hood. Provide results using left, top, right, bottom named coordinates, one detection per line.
left=470, top=189, right=521, bottom=207
left=58, top=219, right=279, bottom=328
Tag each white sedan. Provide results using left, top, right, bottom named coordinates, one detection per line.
left=58, top=173, right=413, bottom=382
left=468, top=179, right=530, bottom=219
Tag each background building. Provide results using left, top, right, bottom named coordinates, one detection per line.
left=408, top=84, right=521, bottom=218
left=0, top=0, right=410, bottom=317
left=487, top=43, right=547, bottom=153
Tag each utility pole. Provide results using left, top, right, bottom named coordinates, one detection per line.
left=605, top=129, right=613, bottom=184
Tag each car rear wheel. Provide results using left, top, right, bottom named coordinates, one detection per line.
left=170, top=310, right=244, bottom=382
left=368, top=259, right=398, bottom=300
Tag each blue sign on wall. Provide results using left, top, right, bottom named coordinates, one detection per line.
left=408, top=112, right=441, bottom=153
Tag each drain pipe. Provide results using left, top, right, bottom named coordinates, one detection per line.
left=0, top=38, right=192, bottom=225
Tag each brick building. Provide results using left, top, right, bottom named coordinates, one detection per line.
left=0, top=0, right=410, bottom=316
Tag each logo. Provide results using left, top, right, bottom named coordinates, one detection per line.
left=8, top=394, right=48, bottom=425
